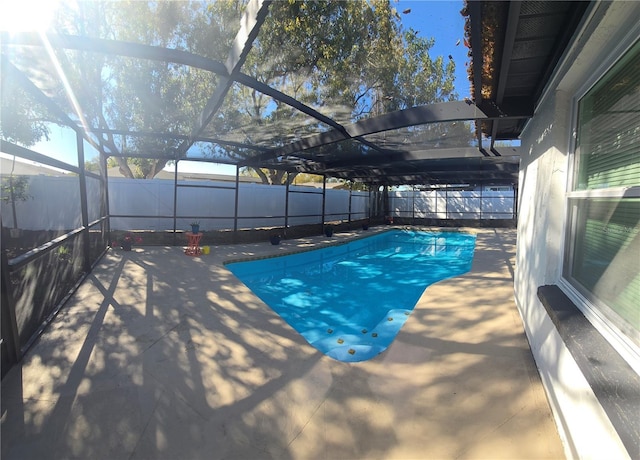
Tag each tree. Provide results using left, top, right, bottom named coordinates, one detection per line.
left=1, top=174, right=31, bottom=230
left=84, top=157, right=102, bottom=174
left=0, top=82, right=51, bottom=147
left=217, top=0, right=461, bottom=184
left=7, top=1, right=462, bottom=183
left=334, top=180, right=369, bottom=192
left=46, top=1, right=234, bottom=179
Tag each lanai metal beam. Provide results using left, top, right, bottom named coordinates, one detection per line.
left=243, top=130, right=348, bottom=165
left=234, top=73, right=349, bottom=133
left=244, top=101, right=489, bottom=166
left=89, top=128, right=270, bottom=154
left=2, top=31, right=346, bottom=147
left=323, top=146, right=494, bottom=169
left=340, top=170, right=518, bottom=183
left=1, top=56, right=80, bottom=134
left=328, top=162, right=519, bottom=177
left=1, top=32, right=229, bottom=76
left=0, top=55, right=106, bottom=158
left=177, top=0, right=272, bottom=157
left=347, top=102, right=486, bottom=137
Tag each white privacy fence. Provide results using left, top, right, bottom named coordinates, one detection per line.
left=1, top=175, right=88, bottom=231
left=389, top=188, right=515, bottom=220
left=109, top=178, right=368, bottom=231
left=1, top=176, right=515, bottom=232
left=1, top=175, right=369, bottom=231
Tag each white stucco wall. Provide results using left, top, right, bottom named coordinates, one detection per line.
left=514, top=2, right=640, bottom=459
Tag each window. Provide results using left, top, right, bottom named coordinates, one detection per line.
left=564, top=40, right=640, bottom=349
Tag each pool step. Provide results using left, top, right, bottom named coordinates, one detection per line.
left=305, top=309, right=413, bottom=362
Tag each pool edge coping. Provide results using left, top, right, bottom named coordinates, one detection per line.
left=222, top=226, right=478, bottom=266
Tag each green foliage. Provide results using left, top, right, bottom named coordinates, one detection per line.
left=229, top=0, right=460, bottom=183
left=0, top=83, right=51, bottom=147
left=45, top=1, right=237, bottom=179
left=84, top=157, right=102, bottom=173
left=1, top=176, right=31, bottom=204
left=56, top=245, right=71, bottom=262
left=1, top=175, right=31, bottom=229
left=8, top=0, right=461, bottom=183
left=291, top=173, right=324, bottom=185
left=334, top=180, right=369, bottom=191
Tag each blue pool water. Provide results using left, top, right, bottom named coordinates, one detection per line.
left=226, top=230, right=476, bottom=362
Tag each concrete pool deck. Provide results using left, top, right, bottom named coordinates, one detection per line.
left=1, top=227, right=565, bottom=459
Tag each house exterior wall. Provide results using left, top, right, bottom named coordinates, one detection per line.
left=514, top=2, right=639, bottom=459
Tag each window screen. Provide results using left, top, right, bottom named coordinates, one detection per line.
left=567, top=40, right=640, bottom=345
left=576, top=40, right=640, bottom=190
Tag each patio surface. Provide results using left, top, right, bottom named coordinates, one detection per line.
left=1, top=227, right=564, bottom=459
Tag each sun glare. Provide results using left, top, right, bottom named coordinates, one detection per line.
left=0, top=0, right=60, bottom=33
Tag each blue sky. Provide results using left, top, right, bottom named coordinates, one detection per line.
left=397, top=0, right=470, bottom=98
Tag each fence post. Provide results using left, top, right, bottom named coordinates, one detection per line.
left=285, top=173, right=290, bottom=238
left=383, top=185, right=389, bottom=221
left=432, top=189, right=436, bottom=221
left=172, top=160, right=178, bottom=246
left=412, top=185, right=416, bottom=225
left=445, top=189, right=449, bottom=220
left=100, top=151, right=110, bottom=241
left=76, top=132, right=91, bottom=273
left=348, top=182, right=353, bottom=223
left=322, top=175, right=327, bottom=229
left=1, top=237, right=21, bottom=369
left=513, top=184, right=518, bottom=220
left=234, top=166, right=240, bottom=238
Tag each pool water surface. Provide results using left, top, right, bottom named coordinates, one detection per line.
left=226, top=230, right=476, bottom=362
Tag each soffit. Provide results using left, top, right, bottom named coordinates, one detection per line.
left=469, top=1, right=590, bottom=143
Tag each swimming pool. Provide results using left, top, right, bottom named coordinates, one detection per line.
left=226, top=229, right=476, bottom=362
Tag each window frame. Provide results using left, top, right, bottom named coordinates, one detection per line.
left=560, top=35, right=640, bottom=373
